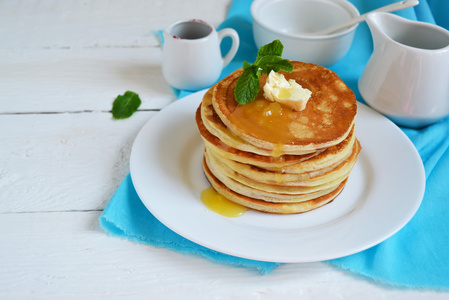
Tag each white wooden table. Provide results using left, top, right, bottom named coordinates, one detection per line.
left=1, top=1, right=448, bottom=298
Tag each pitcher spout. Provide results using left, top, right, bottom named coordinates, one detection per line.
left=366, top=11, right=449, bottom=51
left=364, top=12, right=412, bottom=50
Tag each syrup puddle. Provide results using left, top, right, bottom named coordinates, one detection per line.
left=201, top=187, right=247, bottom=218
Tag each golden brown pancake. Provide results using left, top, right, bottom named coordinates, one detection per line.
left=201, top=87, right=318, bottom=156
left=197, top=102, right=356, bottom=173
left=195, top=102, right=322, bottom=168
left=203, top=150, right=344, bottom=203
left=207, top=139, right=360, bottom=187
left=205, top=149, right=349, bottom=195
left=203, top=156, right=348, bottom=214
left=211, top=61, right=357, bottom=156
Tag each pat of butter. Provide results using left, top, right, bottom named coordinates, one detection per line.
left=263, top=70, right=312, bottom=111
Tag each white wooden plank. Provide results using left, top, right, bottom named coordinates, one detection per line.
left=0, top=0, right=230, bottom=50
left=0, top=0, right=232, bottom=113
left=0, top=47, right=179, bottom=113
left=1, top=211, right=446, bottom=300
left=0, top=111, right=155, bottom=213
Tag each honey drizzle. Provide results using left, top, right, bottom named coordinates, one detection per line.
left=271, top=143, right=283, bottom=158
left=229, top=97, right=297, bottom=147
left=200, top=187, right=247, bottom=218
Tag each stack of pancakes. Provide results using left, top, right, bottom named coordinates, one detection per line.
left=195, top=61, right=360, bottom=214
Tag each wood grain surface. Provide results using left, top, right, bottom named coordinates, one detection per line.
left=1, top=0, right=447, bottom=299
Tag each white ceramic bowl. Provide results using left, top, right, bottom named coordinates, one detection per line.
left=251, top=0, right=360, bottom=66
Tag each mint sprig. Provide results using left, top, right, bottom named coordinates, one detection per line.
left=112, top=91, right=141, bottom=119
left=234, top=40, right=293, bottom=105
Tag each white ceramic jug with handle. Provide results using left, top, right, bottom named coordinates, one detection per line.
left=359, top=12, right=449, bottom=128
left=162, top=19, right=239, bottom=91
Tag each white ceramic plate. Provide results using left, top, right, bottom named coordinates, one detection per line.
left=130, top=89, right=425, bottom=263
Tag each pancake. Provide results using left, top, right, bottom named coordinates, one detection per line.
left=212, top=61, right=357, bottom=156
left=203, top=156, right=348, bottom=214
left=204, top=151, right=343, bottom=203
left=207, top=139, right=360, bottom=187
left=201, top=87, right=318, bottom=156
left=196, top=102, right=323, bottom=169
left=197, top=102, right=356, bottom=173
left=204, top=147, right=351, bottom=194
left=197, top=101, right=356, bottom=172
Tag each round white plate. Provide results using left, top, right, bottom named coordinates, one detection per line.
left=130, top=89, right=425, bottom=263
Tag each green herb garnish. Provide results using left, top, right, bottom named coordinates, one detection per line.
left=234, top=40, right=293, bottom=105
left=112, top=91, right=141, bottom=119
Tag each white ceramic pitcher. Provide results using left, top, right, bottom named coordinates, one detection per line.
left=359, top=12, right=449, bottom=128
left=162, top=19, right=239, bottom=91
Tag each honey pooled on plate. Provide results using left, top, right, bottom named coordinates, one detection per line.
left=200, top=186, right=247, bottom=218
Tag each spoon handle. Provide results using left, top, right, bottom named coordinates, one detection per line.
left=316, top=0, right=419, bottom=35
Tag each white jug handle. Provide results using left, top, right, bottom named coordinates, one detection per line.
left=217, top=28, right=240, bottom=68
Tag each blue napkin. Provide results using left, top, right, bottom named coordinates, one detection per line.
left=100, top=0, right=449, bottom=288
left=100, top=174, right=279, bottom=273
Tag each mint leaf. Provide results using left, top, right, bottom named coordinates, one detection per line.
left=257, top=55, right=293, bottom=73
left=234, top=70, right=260, bottom=105
left=234, top=40, right=293, bottom=105
left=257, top=39, right=284, bottom=57
left=272, top=59, right=294, bottom=73
left=243, top=61, right=252, bottom=70
left=112, top=91, right=141, bottom=119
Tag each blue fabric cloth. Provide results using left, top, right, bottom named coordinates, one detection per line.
left=100, top=0, right=449, bottom=289
left=100, top=174, right=279, bottom=273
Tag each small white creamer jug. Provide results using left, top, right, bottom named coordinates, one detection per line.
left=359, top=12, right=449, bottom=128
left=162, top=19, right=239, bottom=91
